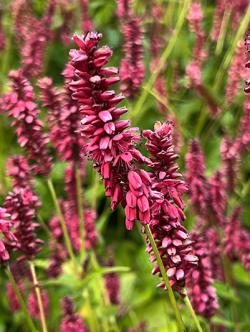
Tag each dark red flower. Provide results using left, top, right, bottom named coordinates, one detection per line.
left=105, top=258, right=120, bottom=305
left=185, top=139, right=210, bottom=219
left=28, top=289, right=49, bottom=320
left=60, top=296, right=89, bottom=332
left=80, top=0, right=93, bottom=33
left=119, top=14, right=144, bottom=98
left=69, top=32, right=145, bottom=220
left=187, top=230, right=218, bottom=318
left=4, top=187, right=42, bottom=260
left=2, top=70, right=52, bottom=176
left=7, top=155, right=32, bottom=188
left=143, top=122, right=197, bottom=293
left=0, top=208, right=17, bottom=262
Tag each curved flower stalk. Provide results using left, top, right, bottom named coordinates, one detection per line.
left=0, top=208, right=17, bottom=262
left=187, top=231, right=218, bottom=318
left=117, top=0, right=144, bottom=98
left=2, top=70, right=52, bottom=176
left=4, top=187, right=42, bottom=260
left=60, top=296, right=89, bottom=332
left=185, top=139, right=210, bottom=219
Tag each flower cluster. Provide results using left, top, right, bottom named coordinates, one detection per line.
left=223, top=207, right=250, bottom=271
left=118, top=0, right=144, bottom=98
left=226, top=40, right=246, bottom=104
left=187, top=231, right=218, bottom=318
left=80, top=0, right=93, bottom=33
left=7, top=155, right=32, bottom=188
left=143, top=123, right=198, bottom=293
left=28, top=289, right=49, bottom=320
left=69, top=32, right=144, bottom=217
left=2, top=70, right=52, bottom=176
left=105, top=258, right=120, bottom=305
left=185, top=139, right=210, bottom=219
left=0, top=208, right=17, bottom=262
left=186, top=2, right=207, bottom=87
left=245, top=32, right=250, bottom=94
left=60, top=297, right=89, bottom=332
left=69, top=33, right=196, bottom=294
left=4, top=187, right=42, bottom=260
left=14, top=0, right=56, bottom=78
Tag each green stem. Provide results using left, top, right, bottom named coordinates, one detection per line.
left=144, top=224, right=185, bottom=332
left=214, top=4, right=250, bottom=91
left=75, top=165, right=86, bottom=260
left=29, top=261, right=48, bottom=332
left=215, top=9, right=231, bottom=56
left=184, top=291, right=204, bottom=332
left=131, top=0, right=190, bottom=122
left=6, top=266, right=37, bottom=332
left=47, top=178, right=78, bottom=271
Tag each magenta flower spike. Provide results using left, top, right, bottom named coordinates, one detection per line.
left=185, top=139, right=210, bottom=219
left=3, top=70, right=52, bottom=176
left=143, top=122, right=198, bottom=293
left=60, top=297, right=89, bottom=332
left=0, top=208, right=17, bottom=262
left=4, top=187, right=43, bottom=260
left=69, top=32, right=147, bottom=225
left=28, top=289, right=49, bottom=320
left=7, top=155, right=33, bottom=188
left=187, top=231, right=218, bottom=318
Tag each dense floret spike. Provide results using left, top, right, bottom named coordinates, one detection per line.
left=69, top=32, right=148, bottom=227
left=143, top=123, right=197, bottom=293
left=0, top=208, right=17, bottom=262
left=4, top=187, right=42, bottom=260
left=187, top=230, right=218, bottom=318
left=2, top=70, right=52, bottom=176
left=7, top=155, right=33, bottom=188
left=185, top=139, right=210, bottom=219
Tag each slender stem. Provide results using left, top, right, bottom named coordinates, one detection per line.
left=144, top=224, right=185, bottom=332
left=75, top=165, right=85, bottom=260
left=214, top=4, right=250, bottom=91
left=47, top=178, right=78, bottom=271
left=6, top=266, right=37, bottom=332
left=131, top=0, right=190, bottom=121
left=29, top=262, right=48, bottom=332
left=184, top=291, right=204, bottom=332
left=215, top=9, right=231, bottom=56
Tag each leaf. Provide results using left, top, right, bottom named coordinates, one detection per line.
left=214, top=282, right=240, bottom=302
